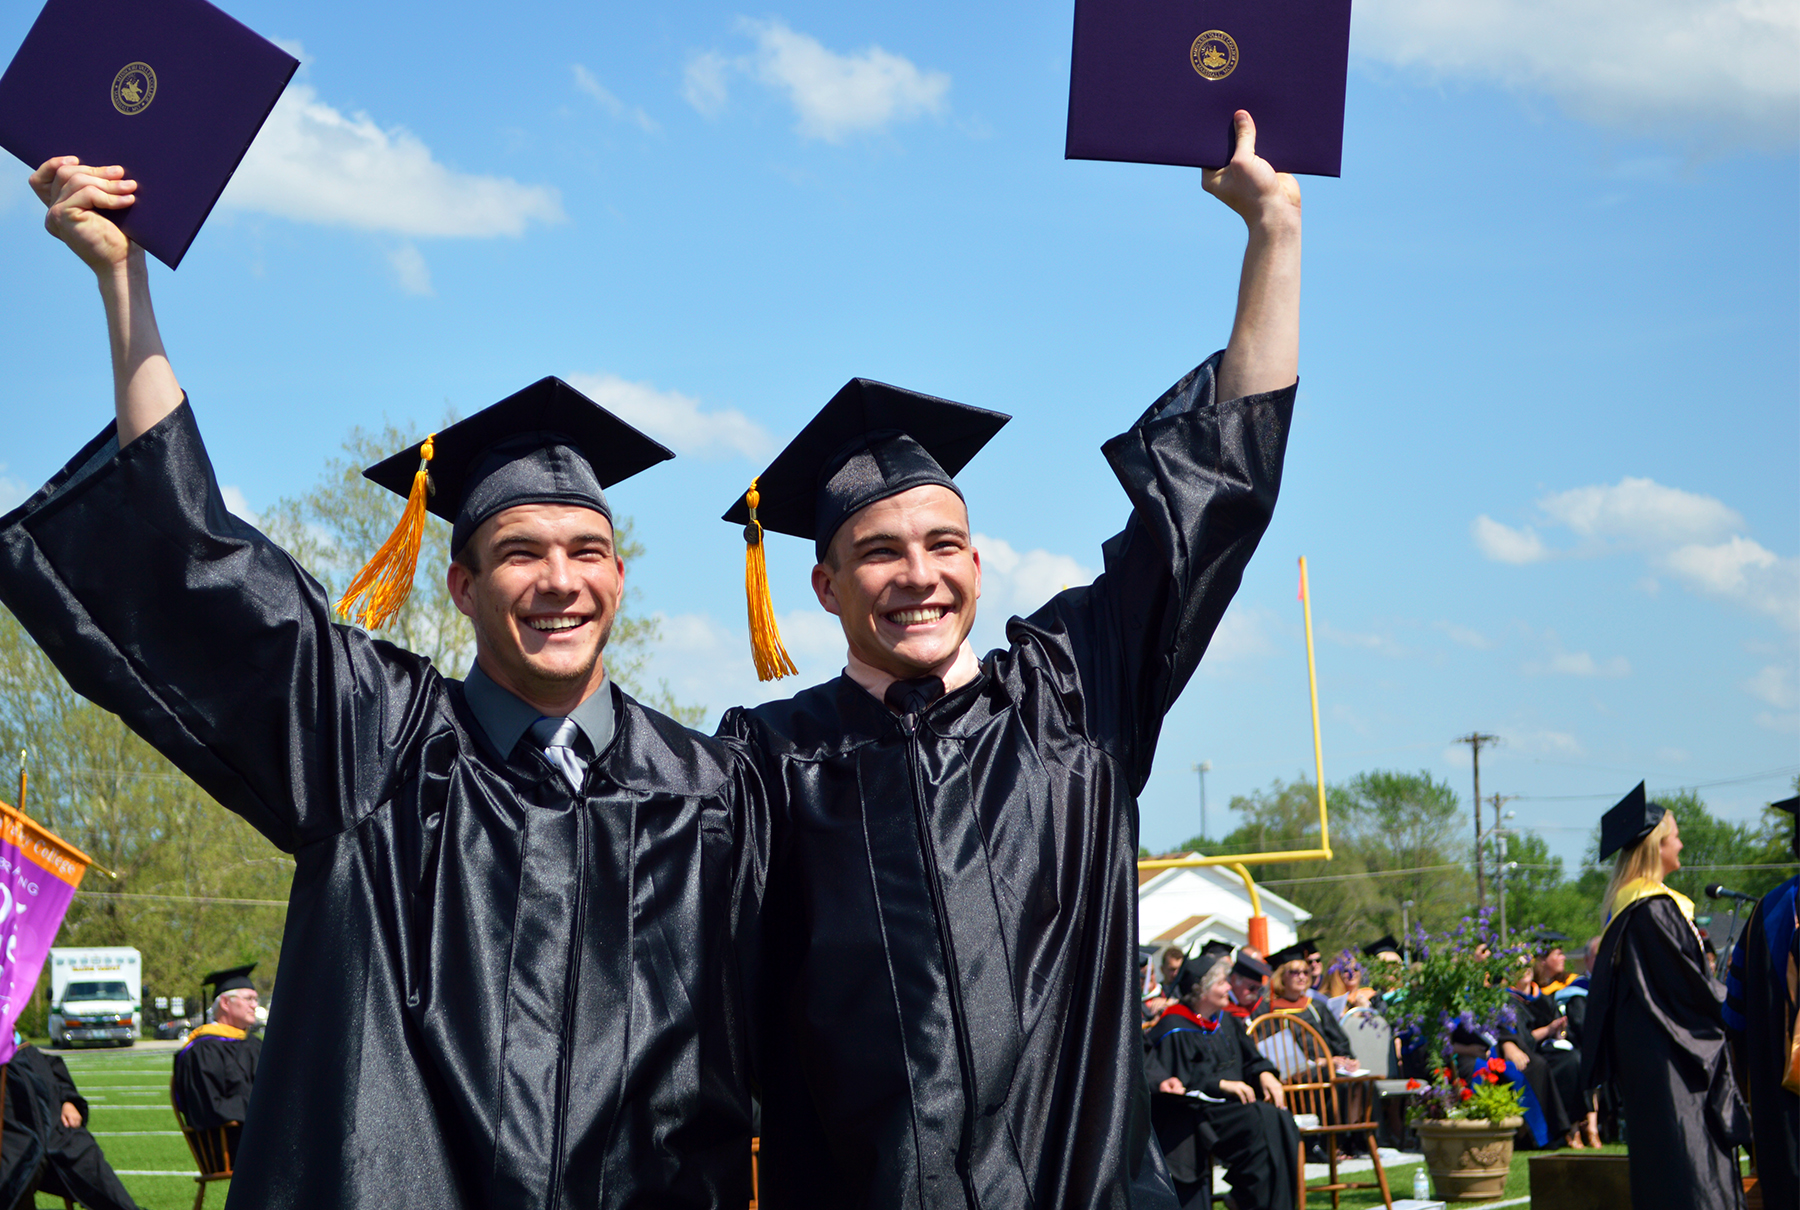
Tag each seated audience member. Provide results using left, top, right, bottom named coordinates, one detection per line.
left=1556, top=936, right=1606, bottom=1145
left=172, top=966, right=263, bottom=1139
left=1299, top=938, right=1329, bottom=1007
left=1486, top=959, right=1582, bottom=1149
left=1532, top=930, right=1573, bottom=996
left=1142, top=950, right=1171, bottom=1027
left=1160, top=945, right=1190, bottom=997
left=1321, top=950, right=1378, bottom=1020
left=1266, top=946, right=1356, bottom=1065
left=1146, top=958, right=1298, bottom=1210
left=5, top=1036, right=144, bottom=1210
left=1224, top=953, right=1272, bottom=1021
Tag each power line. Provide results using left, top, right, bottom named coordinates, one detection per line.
left=74, top=891, right=287, bottom=907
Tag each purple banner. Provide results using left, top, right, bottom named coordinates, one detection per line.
left=0, top=802, right=89, bottom=1063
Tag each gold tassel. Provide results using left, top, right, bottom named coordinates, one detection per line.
left=743, top=480, right=796, bottom=681
left=337, top=434, right=435, bottom=629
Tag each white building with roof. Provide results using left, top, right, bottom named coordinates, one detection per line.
left=1137, top=855, right=1312, bottom=954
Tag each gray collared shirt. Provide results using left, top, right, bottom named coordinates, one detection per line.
left=461, top=660, right=615, bottom=762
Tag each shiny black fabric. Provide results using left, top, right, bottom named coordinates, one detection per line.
left=1579, top=894, right=1748, bottom=1210
left=720, top=353, right=1293, bottom=1210
left=8, top=1046, right=141, bottom=1210
left=1143, top=1014, right=1295, bottom=1210
left=1724, top=878, right=1798, bottom=1208
left=172, top=1033, right=261, bottom=1131
left=0, top=403, right=765, bottom=1210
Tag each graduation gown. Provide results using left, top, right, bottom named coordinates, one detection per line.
left=1143, top=1007, right=1298, bottom=1210
left=172, top=1029, right=262, bottom=1130
left=0, top=402, right=766, bottom=1210
left=720, top=353, right=1293, bottom=1210
left=7, top=1045, right=140, bottom=1210
left=1724, top=874, right=1798, bottom=1209
left=1579, top=888, right=1749, bottom=1210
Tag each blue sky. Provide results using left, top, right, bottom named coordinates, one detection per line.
left=2, top=0, right=1795, bottom=875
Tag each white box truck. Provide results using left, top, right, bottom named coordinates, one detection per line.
left=48, top=947, right=141, bottom=1048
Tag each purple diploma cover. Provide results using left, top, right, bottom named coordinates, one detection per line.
left=1065, top=0, right=1353, bottom=177
left=0, top=0, right=298, bottom=268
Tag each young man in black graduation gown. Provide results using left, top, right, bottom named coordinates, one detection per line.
left=171, top=966, right=263, bottom=1141
left=4, top=1037, right=143, bottom=1210
left=717, top=112, right=1300, bottom=1209
left=1724, top=796, right=1798, bottom=1208
left=1145, top=959, right=1298, bottom=1210
left=1579, top=785, right=1749, bottom=1210
left=1, top=157, right=766, bottom=1209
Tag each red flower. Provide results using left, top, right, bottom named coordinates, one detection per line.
left=1406, top=1079, right=1424, bottom=1090
left=1460, top=1088, right=1474, bottom=1101
left=1486, top=1058, right=1506, bottom=1074
left=1483, top=1071, right=1499, bottom=1084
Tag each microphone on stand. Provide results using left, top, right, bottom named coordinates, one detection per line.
left=1705, top=883, right=1759, bottom=904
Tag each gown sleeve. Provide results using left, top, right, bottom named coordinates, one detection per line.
left=0, top=401, right=432, bottom=851
left=1006, top=352, right=1293, bottom=792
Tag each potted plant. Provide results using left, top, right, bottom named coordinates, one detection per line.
left=1389, top=910, right=1530, bottom=1202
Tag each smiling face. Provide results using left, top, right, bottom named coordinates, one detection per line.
left=1659, top=813, right=1683, bottom=876
left=1199, top=972, right=1234, bottom=1016
left=812, top=484, right=981, bottom=681
left=447, top=503, right=623, bottom=715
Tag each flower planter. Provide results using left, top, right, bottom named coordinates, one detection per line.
left=1416, top=1116, right=1523, bottom=1202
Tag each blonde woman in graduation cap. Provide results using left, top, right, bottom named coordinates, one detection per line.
left=1577, top=784, right=1749, bottom=1209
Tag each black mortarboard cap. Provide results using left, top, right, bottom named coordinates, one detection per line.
left=1773, top=795, right=1799, bottom=857
left=1598, top=782, right=1666, bottom=862
left=1530, top=928, right=1569, bottom=955
left=1360, top=935, right=1401, bottom=959
left=723, top=377, right=1010, bottom=680
left=0, top=0, right=299, bottom=269
left=1176, top=958, right=1221, bottom=998
left=1297, top=937, right=1323, bottom=957
left=345, top=378, right=673, bottom=629
left=1198, top=939, right=1234, bottom=960
left=201, top=963, right=255, bottom=997
left=724, top=378, right=1011, bottom=560
left=1231, top=954, right=1271, bottom=982
left=1266, top=943, right=1306, bottom=968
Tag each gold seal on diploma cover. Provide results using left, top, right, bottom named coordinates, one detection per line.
left=111, top=62, right=157, bottom=115
left=1190, top=31, right=1238, bottom=80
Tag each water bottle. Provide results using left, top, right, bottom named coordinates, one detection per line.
left=1412, top=1167, right=1430, bottom=1201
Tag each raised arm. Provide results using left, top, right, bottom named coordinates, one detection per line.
left=1203, top=112, right=1302, bottom=402
left=30, top=156, right=184, bottom=444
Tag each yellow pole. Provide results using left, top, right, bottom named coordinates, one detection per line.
left=1300, top=557, right=1328, bottom=854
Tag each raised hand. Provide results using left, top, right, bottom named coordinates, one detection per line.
left=1202, top=111, right=1301, bottom=227
left=31, top=156, right=138, bottom=275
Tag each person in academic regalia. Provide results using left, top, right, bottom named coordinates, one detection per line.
left=714, top=111, right=1300, bottom=1209
left=1266, top=945, right=1355, bottom=1061
left=1226, top=954, right=1275, bottom=1024
left=1496, top=955, right=1584, bottom=1148
left=171, top=966, right=264, bottom=1137
left=6, top=1036, right=145, bottom=1210
left=1145, top=958, right=1298, bottom=1210
left=1578, top=783, right=1749, bottom=1210
left=3, top=158, right=768, bottom=1209
left=1724, top=795, right=1799, bottom=1209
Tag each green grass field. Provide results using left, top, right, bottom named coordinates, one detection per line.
left=30, top=1044, right=211, bottom=1210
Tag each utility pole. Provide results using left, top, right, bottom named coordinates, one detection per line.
left=1456, top=732, right=1500, bottom=908
left=1191, top=761, right=1212, bottom=840
left=1490, top=793, right=1516, bottom=938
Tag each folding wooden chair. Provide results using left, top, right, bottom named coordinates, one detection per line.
left=169, top=1079, right=236, bottom=1210
left=1249, top=1012, right=1393, bottom=1210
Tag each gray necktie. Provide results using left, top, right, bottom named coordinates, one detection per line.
left=528, top=717, right=586, bottom=793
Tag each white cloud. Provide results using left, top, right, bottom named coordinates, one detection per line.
left=1744, top=662, right=1798, bottom=710
left=1476, top=477, right=1799, bottom=628
left=1353, top=0, right=1800, bottom=147
left=387, top=243, right=434, bottom=296
left=1521, top=628, right=1631, bottom=678
left=572, top=65, right=660, bottom=133
left=223, top=84, right=564, bottom=237
left=0, top=475, right=27, bottom=513
left=1434, top=620, right=1496, bottom=649
left=1757, top=710, right=1800, bottom=734
left=218, top=485, right=260, bottom=525
left=1539, top=477, right=1741, bottom=547
left=1472, top=515, right=1549, bottom=564
left=562, top=373, right=771, bottom=460
left=1201, top=604, right=1278, bottom=665
left=972, top=533, right=1095, bottom=617
left=682, top=51, right=733, bottom=117
left=683, top=19, right=951, bottom=142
